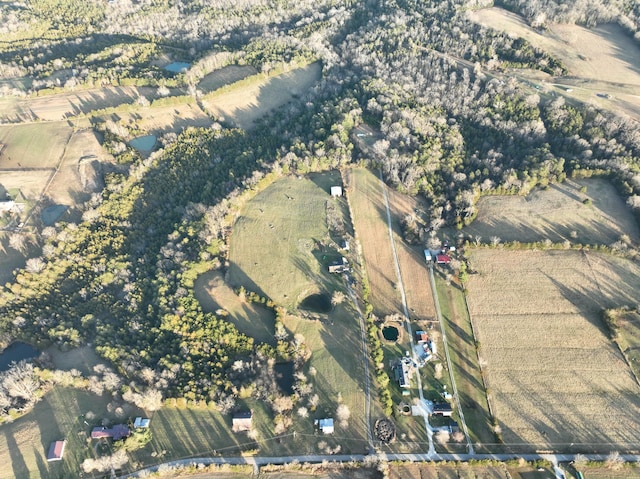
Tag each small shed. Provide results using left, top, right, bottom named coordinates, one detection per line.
left=232, top=411, right=253, bottom=432
left=330, top=186, right=343, bottom=197
left=134, top=417, right=150, bottom=429
left=340, top=239, right=350, bottom=251
left=315, top=418, right=334, bottom=434
left=46, top=440, right=66, bottom=462
left=424, top=250, right=432, bottom=262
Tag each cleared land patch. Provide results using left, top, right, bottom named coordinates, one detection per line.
left=348, top=168, right=402, bottom=316
left=466, top=249, right=640, bottom=451
left=194, top=271, right=276, bottom=344
left=0, top=122, right=72, bottom=169
left=201, top=62, right=321, bottom=130
left=198, top=65, right=257, bottom=94
left=463, top=179, right=639, bottom=245
left=228, top=171, right=344, bottom=310
left=389, top=462, right=554, bottom=479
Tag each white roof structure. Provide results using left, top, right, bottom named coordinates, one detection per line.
left=330, top=186, right=342, bottom=197
left=316, top=418, right=334, bottom=434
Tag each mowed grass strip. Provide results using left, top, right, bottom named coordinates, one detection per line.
left=462, top=179, right=640, bottom=245
left=466, top=249, right=640, bottom=451
left=348, top=168, right=401, bottom=316
left=194, top=271, right=275, bottom=344
left=228, top=171, right=343, bottom=310
left=434, top=274, right=493, bottom=449
left=0, top=122, right=72, bottom=169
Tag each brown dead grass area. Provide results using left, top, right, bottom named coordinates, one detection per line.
left=464, top=179, right=639, bottom=245
left=174, top=470, right=378, bottom=479
left=0, top=86, right=157, bottom=122
left=194, top=270, right=275, bottom=344
left=104, top=103, right=213, bottom=137
left=349, top=168, right=401, bottom=316
left=202, top=62, right=321, bottom=130
left=466, top=249, right=640, bottom=451
left=468, top=8, right=640, bottom=87
left=389, top=463, right=511, bottom=479
left=388, top=188, right=436, bottom=320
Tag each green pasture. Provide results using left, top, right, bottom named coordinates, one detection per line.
left=0, top=122, right=73, bottom=169
left=228, top=171, right=346, bottom=310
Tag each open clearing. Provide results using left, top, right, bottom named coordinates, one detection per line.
left=228, top=171, right=345, bottom=310
left=348, top=168, right=402, bottom=316
left=198, top=65, right=257, bottom=94
left=194, top=271, right=276, bottom=344
left=465, top=249, right=640, bottom=452
left=467, top=8, right=640, bottom=118
left=0, top=122, right=72, bottom=169
left=201, top=62, right=321, bottom=130
left=463, top=178, right=639, bottom=245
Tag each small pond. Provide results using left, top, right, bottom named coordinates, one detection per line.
left=382, top=326, right=399, bottom=341
left=130, top=135, right=157, bottom=152
left=41, top=204, right=67, bottom=226
left=164, top=62, right=191, bottom=73
left=299, top=293, right=332, bottom=313
left=274, top=362, right=295, bottom=395
left=0, top=342, right=40, bottom=372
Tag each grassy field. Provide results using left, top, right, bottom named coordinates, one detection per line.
left=227, top=170, right=370, bottom=453
left=194, top=271, right=276, bottom=344
left=348, top=168, right=402, bottom=317
left=462, top=179, right=639, bottom=246
left=201, top=62, right=322, bottom=130
left=434, top=274, right=493, bottom=450
left=467, top=8, right=640, bottom=119
left=465, top=249, right=640, bottom=452
left=0, top=387, right=121, bottom=479
left=169, top=468, right=378, bottom=479
left=614, top=310, right=640, bottom=381
left=228, top=171, right=346, bottom=310
left=0, top=122, right=72, bottom=169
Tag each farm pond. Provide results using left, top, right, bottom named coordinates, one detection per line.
left=130, top=135, right=157, bottom=152
left=0, top=342, right=39, bottom=372
left=382, top=326, right=399, bottom=341
left=274, top=362, right=295, bottom=394
left=299, top=293, right=332, bottom=313
left=164, top=62, right=191, bottom=73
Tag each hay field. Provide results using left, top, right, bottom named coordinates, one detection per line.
left=466, top=249, right=640, bottom=451
left=228, top=171, right=344, bottom=310
left=468, top=8, right=640, bottom=87
left=0, top=86, right=156, bottom=122
left=0, top=122, right=72, bottom=169
left=464, top=179, right=639, bottom=245
left=348, top=168, right=402, bottom=316
left=388, top=188, right=436, bottom=320
left=202, top=62, right=321, bottom=130
left=194, top=271, right=276, bottom=344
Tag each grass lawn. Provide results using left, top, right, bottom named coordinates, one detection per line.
left=0, top=387, right=116, bottom=479
left=434, top=273, right=494, bottom=451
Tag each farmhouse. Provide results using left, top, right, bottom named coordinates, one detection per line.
left=46, top=440, right=66, bottom=462
left=328, top=257, right=350, bottom=274
left=91, top=424, right=130, bottom=440
left=232, top=410, right=253, bottom=432
left=330, top=186, right=343, bottom=197
left=415, top=330, right=428, bottom=343
left=432, top=402, right=453, bottom=417
left=394, top=357, right=412, bottom=388
left=315, top=418, right=334, bottom=434
left=134, top=417, right=150, bottom=429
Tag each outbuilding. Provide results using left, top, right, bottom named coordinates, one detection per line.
left=46, top=440, right=66, bottom=462
left=330, top=186, right=343, bottom=197
left=315, top=418, right=334, bottom=434
left=232, top=411, right=253, bottom=432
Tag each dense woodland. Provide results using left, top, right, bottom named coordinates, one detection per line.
left=1, top=0, right=640, bottom=414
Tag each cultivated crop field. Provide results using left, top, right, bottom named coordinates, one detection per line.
left=202, top=62, right=321, bottom=130
left=465, top=249, right=640, bottom=451
left=464, top=179, right=639, bottom=245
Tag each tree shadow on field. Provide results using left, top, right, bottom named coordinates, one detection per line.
left=4, top=428, right=29, bottom=479
left=225, top=261, right=270, bottom=303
